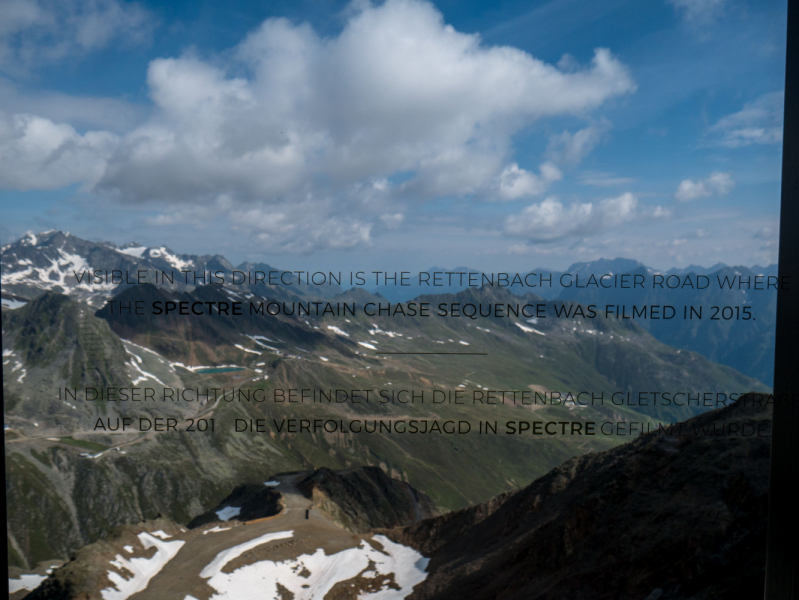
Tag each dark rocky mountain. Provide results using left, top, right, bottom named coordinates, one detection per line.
left=187, top=483, right=284, bottom=528
left=3, top=293, right=130, bottom=389
left=387, top=395, right=771, bottom=600
left=297, top=466, right=439, bottom=533
left=376, top=258, right=778, bottom=386
left=94, top=283, right=357, bottom=364
left=180, top=466, right=437, bottom=532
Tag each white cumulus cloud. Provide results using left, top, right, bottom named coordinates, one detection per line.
left=0, top=111, right=117, bottom=190
left=674, top=171, right=734, bottom=202
left=0, top=0, right=636, bottom=252
left=95, top=0, right=634, bottom=204
left=504, top=192, right=637, bottom=241
left=496, top=162, right=562, bottom=200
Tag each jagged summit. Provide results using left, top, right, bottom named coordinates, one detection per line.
left=0, top=231, right=332, bottom=305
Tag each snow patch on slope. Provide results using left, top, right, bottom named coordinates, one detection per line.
left=216, top=506, right=241, bottom=522
left=8, top=573, right=47, bottom=594
left=199, top=532, right=428, bottom=599
left=100, top=532, right=184, bottom=600
left=515, top=323, right=545, bottom=335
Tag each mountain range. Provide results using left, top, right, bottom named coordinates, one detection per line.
left=2, top=231, right=777, bottom=384
left=2, top=230, right=773, bottom=594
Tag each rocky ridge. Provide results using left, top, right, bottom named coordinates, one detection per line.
left=386, top=395, right=772, bottom=600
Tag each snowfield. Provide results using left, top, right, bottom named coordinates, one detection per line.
left=215, top=506, right=242, bottom=521
left=8, top=573, right=47, bottom=594
left=100, top=532, right=185, bottom=600
left=1, top=298, right=27, bottom=309
left=199, top=531, right=428, bottom=599
left=200, top=531, right=294, bottom=579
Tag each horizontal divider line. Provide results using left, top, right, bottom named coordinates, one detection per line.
left=376, top=352, right=488, bottom=355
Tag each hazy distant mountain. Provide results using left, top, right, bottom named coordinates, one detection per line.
left=1, top=231, right=778, bottom=383
left=376, top=258, right=777, bottom=385
left=557, top=264, right=777, bottom=385
left=371, top=266, right=477, bottom=302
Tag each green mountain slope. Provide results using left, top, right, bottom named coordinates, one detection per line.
left=3, top=284, right=767, bottom=570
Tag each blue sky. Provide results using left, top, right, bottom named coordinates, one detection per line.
left=0, top=0, right=787, bottom=271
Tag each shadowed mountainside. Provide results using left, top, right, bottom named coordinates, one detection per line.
left=297, top=466, right=440, bottom=533
left=386, top=395, right=772, bottom=600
